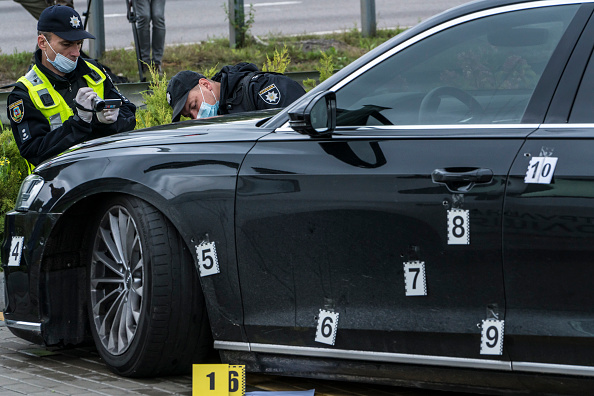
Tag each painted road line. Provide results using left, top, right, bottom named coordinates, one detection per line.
left=254, top=1, right=302, bottom=6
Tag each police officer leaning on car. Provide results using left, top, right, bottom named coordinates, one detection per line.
left=166, top=62, right=306, bottom=122
left=6, top=5, right=136, bottom=168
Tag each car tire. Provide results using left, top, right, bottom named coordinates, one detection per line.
left=86, top=195, right=211, bottom=377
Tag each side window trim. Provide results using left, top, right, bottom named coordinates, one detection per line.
left=565, top=10, right=594, bottom=123
left=522, top=4, right=594, bottom=123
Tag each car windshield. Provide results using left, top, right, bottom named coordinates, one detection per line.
left=335, top=4, right=579, bottom=126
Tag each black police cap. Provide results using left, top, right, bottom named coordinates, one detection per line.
left=167, top=70, right=205, bottom=122
left=37, top=5, right=95, bottom=41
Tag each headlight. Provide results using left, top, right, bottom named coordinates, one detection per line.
left=15, top=174, right=44, bottom=212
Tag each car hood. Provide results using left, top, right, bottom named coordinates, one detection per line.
left=38, top=109, right=282, bottom=169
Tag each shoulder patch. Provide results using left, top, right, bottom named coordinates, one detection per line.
left=259, top=84, right=281, bottom=105
left=9, top=99, right=24, bottom=123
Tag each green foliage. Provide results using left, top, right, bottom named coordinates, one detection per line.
left=322, top=47, right=348, bottom=69
left=99, top=48, right=139, bottom=81
left=302, top=78, right=317, bottom=92
left=262, top=46, right=290, bottom=73
left=0, top=125, right=29, bottom=242
left=334, top=27, right=404, bottom=48
left=316, top=51, right=335, bottom=82
left=0, top=51, right=34, bottom=82
left=302, top=50, right=336, bottom=91
left=135, top=66, right=172, bottom=129
left=202, top=63, right=219, bottom=80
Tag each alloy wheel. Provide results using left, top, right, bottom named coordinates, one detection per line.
left=89, top=205, right=144, bottom=355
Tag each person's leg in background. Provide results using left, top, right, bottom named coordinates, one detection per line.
left=151, top=0, right=166, bottom=74
left=135, top=0, right=152, bottom=72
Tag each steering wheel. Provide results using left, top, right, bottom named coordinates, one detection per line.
left=418, top=86, right=483, bottom=124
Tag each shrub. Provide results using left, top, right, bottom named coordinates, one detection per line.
left=0, top=125, right=29, bottom=242
left=262, top=46, right=290, bottom=73
left=303, top=50, right=336, bottom=91
left=135, top=66, right=173, bottom=129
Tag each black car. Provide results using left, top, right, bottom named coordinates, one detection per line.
left=4, top=0, right=594, bottom=394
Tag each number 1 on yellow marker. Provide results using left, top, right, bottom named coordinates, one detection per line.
left=192, top=364, right=245, bottom=395
left=193, top=364, right=228, bottom=395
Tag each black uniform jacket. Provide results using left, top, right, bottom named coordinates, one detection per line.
left=212, top=62, right=306, bottom=115
left=7, top=50, right=136, bottom=166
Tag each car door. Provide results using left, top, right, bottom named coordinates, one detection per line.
left=503, top=8, right=594, bottom=376
left=234, top=2, right=584, bottom=369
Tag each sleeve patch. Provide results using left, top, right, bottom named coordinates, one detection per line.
left=9, top=99, right=24, bottom=123
left=18, top=121, right=31, bottom=142
left=259, top=84, right=281, bottom=105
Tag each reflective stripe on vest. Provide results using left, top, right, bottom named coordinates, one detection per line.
left=17, top=62, right=106, bottom=130
left=26, top=160, right=35, bottom=175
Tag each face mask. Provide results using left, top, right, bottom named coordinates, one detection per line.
left=196, top=85, right=219, bottom=119
left=44, top=37, right=78, bottom=74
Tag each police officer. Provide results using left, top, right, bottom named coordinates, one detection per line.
left=7, top=5, right=136, bottom=167
left=166, top=62, right=305, bottom=122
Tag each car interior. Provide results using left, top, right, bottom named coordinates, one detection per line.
left=335, top=6, right=577, bottom=127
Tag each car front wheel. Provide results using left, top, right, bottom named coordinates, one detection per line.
left=86, top=195, right=211, bottom=377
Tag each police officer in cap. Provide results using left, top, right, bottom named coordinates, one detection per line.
left=7, top=5, right=136, bottom=168
left=166, top=62, right=305, bottom=122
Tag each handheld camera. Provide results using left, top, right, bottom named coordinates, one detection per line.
left=92, top=97, right=123, bottom=112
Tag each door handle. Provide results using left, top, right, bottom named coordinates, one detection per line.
left=432, top=168, right=493, bottom=192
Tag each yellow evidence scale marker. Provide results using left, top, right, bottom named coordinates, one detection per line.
left=193, top=364, right=245, bottom=396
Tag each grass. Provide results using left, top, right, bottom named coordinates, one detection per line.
left=0, top=28, right=405, bottom=85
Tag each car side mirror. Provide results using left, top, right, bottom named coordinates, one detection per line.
left=288, top=91, right=336, bottom=136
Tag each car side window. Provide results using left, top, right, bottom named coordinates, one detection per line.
left=335, top=5, right=579, bottom=127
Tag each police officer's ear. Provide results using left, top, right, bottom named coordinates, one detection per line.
left=198, top=78, right=212, bottom=90
left=38, top=33, right=50, bottom=52
left=198, top=78, right=220, bottom=99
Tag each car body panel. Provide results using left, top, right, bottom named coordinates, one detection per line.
left=505, top=126, right=594, bottom=369
left=236, top=128, right=533, bottom=363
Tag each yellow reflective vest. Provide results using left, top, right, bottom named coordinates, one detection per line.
left=17, top=61, right=106, bottom=131
left=16, top=61, right=107, bottom=173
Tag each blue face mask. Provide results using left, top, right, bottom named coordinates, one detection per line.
left=44, top=37, right=78, bottom=74
left=197, top=85, right=219, bottom=118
